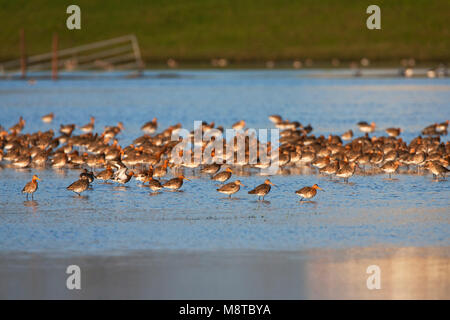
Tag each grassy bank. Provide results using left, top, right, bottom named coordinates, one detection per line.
left=0, top=0, right=448, bottom=64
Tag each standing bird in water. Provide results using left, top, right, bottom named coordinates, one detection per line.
left=80, top=169, right=95, bottom=184
left=336, top=161, right=357, bottom=183
left=41, top=113, right=54, bottom=123
left=95, top=166, right=114, bottom=181
left=211, top=167, right=233, bottom=183
left=357, top=121, right=376, bottom=134
left=22, top=175, right=40, bottom=200
left=217, top=180, right=245, bottom=198
left=381, top=160, right=401, bottom=179
left=67, top=175, right=90, bottom=196
left=163, top=175, right=190, bottom=191
left=145, top=176, right=163, bottom=192
left=248, top=179, right=275, bottom=200
left=295, top=184, right=324, bottom=201
left=424, top=162, right=449, bottom=180
left=112, top=167, right=135, bottom=185
left=141, top=118, right=158, bottom=134
left=80, top=117, right=95, bottom=133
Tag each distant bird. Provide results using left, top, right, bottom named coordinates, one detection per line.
left=67, top=176, right=90, bottom=196
left=41, top=113, right=54, bottom=123
left=385, top=128, right=402, bottom=137
left=425, top=162, right=449, bottom=179
left=80, top=117, right=95, bottom=133
left=95, top=166, right=114, bottom=181
left=201, top=163, right=221, bottom=175
left=211, top=167, right=233, bottom=183
left=80, top=169, right=95, bottom=183
left=381, top=160, right=401, bottom=179
left=22, top=175, right=40, bottom=200
left=145, top=176, right=163, bottom=192
left=295, top=184, right=324, bottom=201
left=141, top=118, right=158, bottom=134
left=112, top=167, right=134, bottom=184
left=357, top=121, right=376, bottom=134
left=248, top=179, right=275, bottom=200
left=217, top=180, right=244, bottom=198
left=153, top=160, right=169, bottom=178
left=268, top=115, right=282, bottom=124
left=60, top=124, right=76, bottom=136
left=163, top=175, right=190, bottom=191
left=232, top=120, right=246, bottom=130
left=341, top=130, right=353, bottom=141
left=336, top=161, right=357, bottom=183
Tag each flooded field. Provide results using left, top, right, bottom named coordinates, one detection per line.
left=0, top=70, right=449, bottom=299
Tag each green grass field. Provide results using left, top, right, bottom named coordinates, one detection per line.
left=0, top=0, right=448, bottom=65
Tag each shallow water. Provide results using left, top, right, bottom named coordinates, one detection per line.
left=0, top=70, right=449, bottom=298
left=1, top=70, right=449, bottom=254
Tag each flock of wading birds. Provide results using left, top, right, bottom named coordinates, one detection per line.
left=1, top=113, right=448, bottom=201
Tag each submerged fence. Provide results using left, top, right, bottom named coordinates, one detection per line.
left=0, top=32, right=145, bottom=79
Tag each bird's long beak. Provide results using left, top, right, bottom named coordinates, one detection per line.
left=184, top=177, right=191, bottom=181
left=36, top=177, right=41, bottom=181
left=317, top=187, right=324, bottom=191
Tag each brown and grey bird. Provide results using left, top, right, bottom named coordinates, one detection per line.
left=41, top=113, right=54, bottom=123
left=80, top=117, right=95, bottom=133
left=248, top=179, right=275, bottom=200
left=385, top=128, right=402, bottom=137
left=141, top=118, right=158, bottom=134
left=145, top=176, right=163, bottom=192
left=153, top=160, right=169, bottom=178
left=217, top=180, right=244, bottom=198
left=211, top=167, right=233, bottom=183
left=80, top=169, right=95, bottom=183
left=95, top=166, right=114, bottom=181
left=336, top=161, right=356, bottom=183
left=341, top=130, right=353, bottom=141
left=268, top=115, right=282, bottom=124
left=163, top=175, right=190, bottom=191
left=295, top=184, right=324, bottom=201
left=112, top=167, right=134, bottom=184
left=22, top=174, right=40, bottom=200
left=232, top=120, right=246, bottom=130
left=60, top=124, right=76, bottom=136
left=424, top=161, right=449, bottom=179
left=358, top=121, right=376, bottom=134
left=67, top=175, right=90, bottom=196
left=201, top=163, right=221, bottom=175
left=381, top=160, right=401, bottom=179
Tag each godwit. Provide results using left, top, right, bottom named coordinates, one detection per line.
left=22, top=175, right=40, bottom=200
left=217, top=180, right=244, bottom=198
left=163, top=175, right=190, bottom=191
left=381, top=160, right=401, bottom=179
left=67, top=175, right=90, bottom=196
left=248, top=179, right=275, bottom=200
left=425, top=161, right=449, bottom=179
left=211, top=167, right=233, bottom=183
left=295, top=184, right=324, bottom=201
left=141, top=118, right=158, bottom=134
left=41, top=113, right=54, bottom=124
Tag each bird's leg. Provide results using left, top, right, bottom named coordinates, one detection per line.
left=26, top=194, right=28, bottom=200
left=389, top=173, right=391, bottom=179
left=31, top=193, right=34, bottom=200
